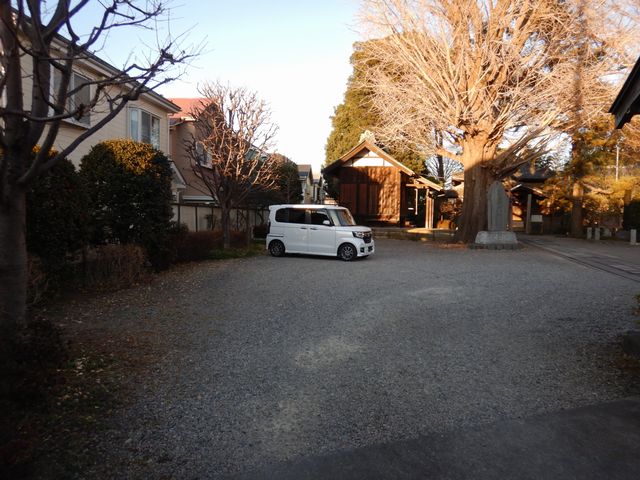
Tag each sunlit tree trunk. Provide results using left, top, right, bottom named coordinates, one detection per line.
left=455, top=136, right=498, bottom=243
left=570, top=182, right=584, bottom=237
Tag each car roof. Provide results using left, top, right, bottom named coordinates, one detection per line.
left=270, top=204, right=345, bottom=210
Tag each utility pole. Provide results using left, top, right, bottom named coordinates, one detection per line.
left=616, top=144, right=620, bottom=181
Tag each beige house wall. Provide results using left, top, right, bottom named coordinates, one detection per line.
left=169, top=120, right=212, bottom=200
left=19, top=41, right=175, bottom=167
left=52, top=99, right=172, bottom=167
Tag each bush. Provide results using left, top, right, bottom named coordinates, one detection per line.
left=171, top=231, right=220, bottom=263
left=253, top=223, right=268, bottom=239
left=229, top=230, right=249, bottom=248
left=26, top=158, right=88, bottom=278
left=624, top=200, right=640, bottom=230
left=27, top=257, right=49, bottom=307
left=83, top=244, right=147, bottom=290
left=170, top=229, right=250, bottom=263
left=80, top=140, right=173, bottom=270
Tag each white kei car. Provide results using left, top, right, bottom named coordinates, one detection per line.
left=266, top=204, right=374, bottom=261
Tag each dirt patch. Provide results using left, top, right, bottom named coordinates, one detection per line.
left=1, top=285, right=173, bottom=478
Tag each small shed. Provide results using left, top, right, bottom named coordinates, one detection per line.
left=322, top=139, right=442, bottom=226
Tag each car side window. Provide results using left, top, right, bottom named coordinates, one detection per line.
left=275, top=208, right=288, bottom=223
left=287, top=208, right=306, bottom=224
left=309, top=210, right=331, bottom=226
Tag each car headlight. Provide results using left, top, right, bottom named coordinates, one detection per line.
left=352, top=231, right=367, bottom=238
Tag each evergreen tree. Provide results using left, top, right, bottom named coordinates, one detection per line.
left=325, top=43, right=424, bottom=174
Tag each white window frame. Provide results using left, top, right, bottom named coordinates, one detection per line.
left=128, top=107, right=161, bottom=149
left=51, top=68, right=92, bottom=127
left=195, top=141, right=212, bottom=167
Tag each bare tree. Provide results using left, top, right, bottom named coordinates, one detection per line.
left=186, top=82, right=280, bottom=249
left=0, top=1, right=195, bottom=348
left=357, top=0, right=620, bottom=242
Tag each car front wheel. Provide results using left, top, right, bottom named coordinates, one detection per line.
left=338, top=243, right=357, bottom=261
left=269, top=240, right=285, bottom=257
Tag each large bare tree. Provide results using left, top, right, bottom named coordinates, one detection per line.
left=187, top=82, right=280, bottom=249
left=358, top=0, right=603, bottom=242
left=0, top=1, right=194, bottom=350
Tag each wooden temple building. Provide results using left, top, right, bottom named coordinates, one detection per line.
left=322, top=137, right=442, bottom=227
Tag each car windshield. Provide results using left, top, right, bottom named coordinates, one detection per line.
left=329, top=208, right=356, bottom=226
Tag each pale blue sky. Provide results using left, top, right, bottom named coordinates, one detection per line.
left=75, top=0, right=360, bottom=170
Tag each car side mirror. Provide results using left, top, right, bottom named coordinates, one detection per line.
left=323, top=219, right=331, bottom=226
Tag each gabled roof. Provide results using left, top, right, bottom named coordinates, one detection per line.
left=169, top=98, right=204, bottom=122
left=297, top=163, right=312, bottom=180
left=49, top=34, right=180, bottom=114
left=410, top=176, right=444, bottom=191
left=322, top=139, right=416, bottom=176
left=610, top=55, right=640, bottom=129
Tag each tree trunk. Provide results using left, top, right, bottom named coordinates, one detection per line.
left=437, top=155, right=445, bottom=183
left=435, top=131, right=444, bottom=182
left=570, top=181, right=584, bottom=237
left=245, top=207, right=252, bottom=245
left=220, top=205, right=231, bottom=249
left=454, top=137, right=497, bottom=243
left=456, top=164, right=494, bottom=243
left=0, top=186, right=28, bottom=358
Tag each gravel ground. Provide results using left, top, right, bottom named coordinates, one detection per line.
left=49, top=239, right=640, bottom=479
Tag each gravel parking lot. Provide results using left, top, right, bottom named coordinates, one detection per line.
left=60, top=239, right=639, bottom=478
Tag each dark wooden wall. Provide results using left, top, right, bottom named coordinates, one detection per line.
left=338, top=166, right=404, bottom=223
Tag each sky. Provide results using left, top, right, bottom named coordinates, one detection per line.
left=73, top=0, right=361, bottom=172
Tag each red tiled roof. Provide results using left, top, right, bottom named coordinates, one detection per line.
left=168, top=98, right=205, bottom=120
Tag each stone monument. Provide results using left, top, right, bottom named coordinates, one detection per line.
left=473, top=181, right=519, bottom=249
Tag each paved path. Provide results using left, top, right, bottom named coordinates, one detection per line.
left=232, top=397, right=640, bottom=480
left=520, top=235, right=640, bottom=283
left=51, top=239, right=640, bottom=479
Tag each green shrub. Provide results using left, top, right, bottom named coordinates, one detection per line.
left=26, top=158, right=88, bottom=278
left=80, top=140, right=173, bottom=270
left=624, top=200, right=640, bottom=230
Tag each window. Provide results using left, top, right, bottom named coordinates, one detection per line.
left=275, top=208, right=288, bottom=223
left=275, top=208, right=306, bottom=224
left=288, top=209, right=306, bottom=224
left=310, top=209, right=331, bottom=225
left=129, top=108, right=160, bottom=148
left=52, top=70, right=91, bottom=126
left=195, top=141, right=211, bottom=167
left=328, top=208, right=356, bottom=226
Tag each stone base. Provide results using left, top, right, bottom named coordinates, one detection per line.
left=470, top=231, right=521, bottom=250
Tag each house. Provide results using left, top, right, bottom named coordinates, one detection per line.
left=507, top=164, right=562, bottom=234
left=167, top=97, right=278, bottom=231
left=296, top=164, right=324, bottom=203
left=21, top=37, right=181, bottom=165
left=17, top=32, right=183, bottom=194
left=312, top=175, right=326, bottom=204
left=168, top=98, right=213, bottom=204
left=298, top=164, right=314, bottom=203
left=610, top=55, right=640, bottom=128
left=322, top=137, right=442, bottom=226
